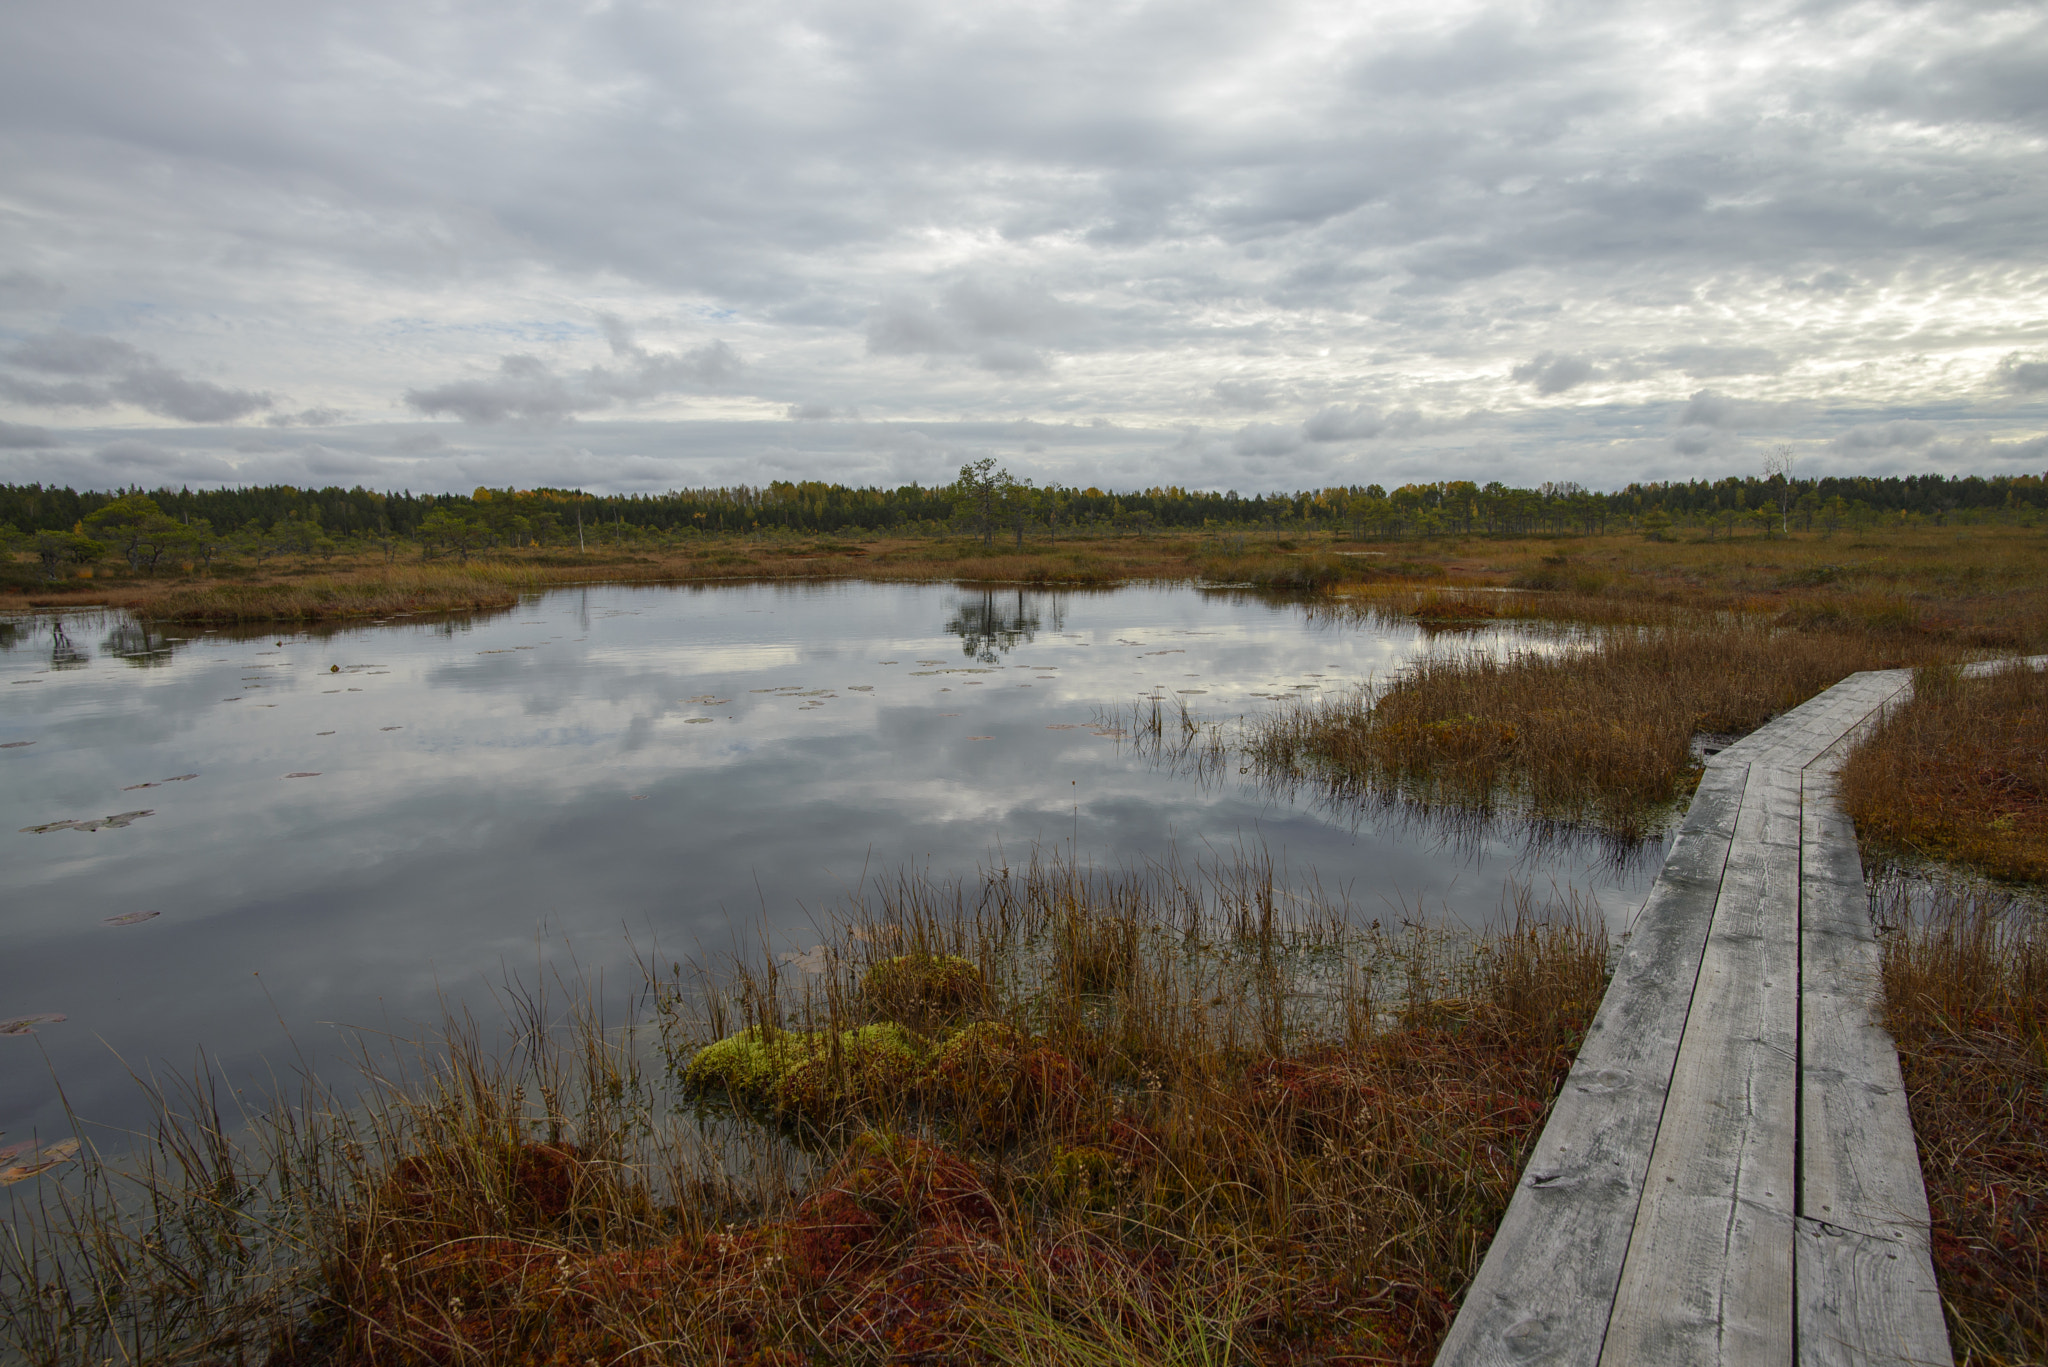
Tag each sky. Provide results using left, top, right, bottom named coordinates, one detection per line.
left=0, top=0, right=2044, bottom=496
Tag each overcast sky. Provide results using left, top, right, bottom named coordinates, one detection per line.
left=1, top=0, right=2044, bottom=495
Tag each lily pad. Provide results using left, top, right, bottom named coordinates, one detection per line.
left=283, top=772, right=321, bottom=779
left=0, top=1014, right=66, bottom=1035
left=0, top=1138, right=81, bottom=1186
left=778, top=944, right=831, bottom=974
left=103, top=911, right=160, bottom=926
left=20, top=809, right=154, bottom=835
left=0, top=741, right=34, bottom=749
left=379, top=726, right=402, bottom=731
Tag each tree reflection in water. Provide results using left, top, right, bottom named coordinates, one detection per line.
left=944, top=588, right=1064, bottom=662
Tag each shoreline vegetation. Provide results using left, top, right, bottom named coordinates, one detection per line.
left=1, top=852, right=1609, bottom=1366
left=6, top=487, right=2046, bottom=1362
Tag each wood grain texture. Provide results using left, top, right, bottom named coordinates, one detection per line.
left=1435, top=660, right=2044, bottom=1367
left=1600, top=762, right=1801, bottom=1367
left=1795, top=746, right=1949, bottom=1367
left=1432, top=765, right=1745, bottom=1367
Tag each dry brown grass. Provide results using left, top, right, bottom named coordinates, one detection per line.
left=1245, top=621, right=1947, bottom=840
left=9, top=521, right=2046, bottom=642
left=1839, top=661, right=2048, bottom=884
left=1, top=850, right=1606, bottom=1366
left=1877, top=874, right=2048, bottom=1365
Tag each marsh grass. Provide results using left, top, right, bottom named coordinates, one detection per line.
left=2, top=849, right=1607, bottom=1366
left=1839, top=660, right=2048, bottom=884
left=1875, top=872, right=2048, bottom=1365
left=1245, top=620, right=1950, bottom=840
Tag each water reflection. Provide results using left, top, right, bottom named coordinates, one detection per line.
left=1, top=581, right=1662, bottom=1147
left=944, top=588, right=1060, bottom=662
left=49, top=619, right=91, bottom=670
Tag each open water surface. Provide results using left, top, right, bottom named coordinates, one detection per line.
left=1, top=580, right=1661, bottom=1140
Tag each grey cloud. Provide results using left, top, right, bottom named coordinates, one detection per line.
left=299, top=445, right=387, bottom=476
left=1, top=329, right=271, bottom=422
left=1833, top=420, right=1938, bottom=452
left=8, top=330, right=144, bottom=375
left=1212, top=379, right=1281, bottom=411
left=266, top=406, right=348, bottom=427
left=92, top=438, right=238, bottom=480
left=406, top=356, right=593, bottom=424
left=586, top=316, right=742, bottom=399
left=1657, top=345, right=1785, bottom=379
left=1232, top=422, right=1303, bottom=458
left=866, top=281, right=1078, bottom=373
left=1997, top=353, right=2048, bottom=393
left=1, top=0, right=2045, bottom=480
left=1512, top=352, right=1597, bottom=395
left=108, top=364, right=272, bottom=423
left=0, top=270, right=64, bottom=311
left=1679, top=389, right=1779, bottom=429
left=0, top=419, right=58, bottom=448
left=405, top=329, right=743, bottom=424
left=1303, top=404, right=1387, bottom=442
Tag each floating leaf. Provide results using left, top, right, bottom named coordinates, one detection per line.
left=316, top=730, right=335, bottom=735
left=103, top=911, right=160, bottom=926
left=778, top=944, right=830, bottom=974
left=284, top=772, right=321, bottom=779
left=164, top=775, right=197, bottom=781
left=0, top=740, right=34, bottom=749
left=0, top=1138, right=81, bottom=1186
left=123, top=781, right=161, bottom=790
left=1045, top=724, right=1081, bottom=729
left=379, top=726, right=403, bottom=731
left=682, top=717, right=713, bottom=724
left=1, top=1014, right=66, bottom=1036
left=845, top=685, right=874, bottom=692
left=630, top=795, right=649, bottom=800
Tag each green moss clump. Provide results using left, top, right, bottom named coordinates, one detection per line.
left=684, top=1022, right=933, bottom=1124
left=681, top=1026, right=807, bottom=1105
left=859, top=953, right=991, bottom=1031
left=775, top=1023, right=930, bottom=1122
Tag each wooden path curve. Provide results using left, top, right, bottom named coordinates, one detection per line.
left=1436, top=657, right=2045, bottom=1367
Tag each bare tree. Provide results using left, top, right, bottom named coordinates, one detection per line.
left=1763, top=445, right=1796, bottom=535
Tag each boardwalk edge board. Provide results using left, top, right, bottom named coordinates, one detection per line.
left=1435, top=656, right=2046, bottom=1367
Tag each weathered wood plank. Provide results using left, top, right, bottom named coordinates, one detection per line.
left=1600, top=763, right=1801, bottom=1367
left=1432, top=764, right=1748, bottom=1367
left=1796, top=749, right=1949, bottom=1366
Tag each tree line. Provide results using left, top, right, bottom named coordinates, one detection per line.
left=3, top=467, right=2045, bottom=573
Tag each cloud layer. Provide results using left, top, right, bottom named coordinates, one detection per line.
left=0, top=0, right=2043, bottom=492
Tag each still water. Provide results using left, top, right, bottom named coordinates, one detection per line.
left=2, top=581, right=1659, bottom=1140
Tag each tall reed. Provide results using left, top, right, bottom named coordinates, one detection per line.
left=3, top=848, right=1608, bottom=1366
left=1876, top=873, right=2048, bottom=1364
left=1246, top=620, right=1946, bottom=840
left=1839, top=659, right=2048, bottom=883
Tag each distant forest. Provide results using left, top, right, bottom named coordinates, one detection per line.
left=3, top=470, right=2045, bottom=547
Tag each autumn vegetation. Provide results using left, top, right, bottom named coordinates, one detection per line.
left=5, top=470, right=2047, bottom=1362
left=1, top=853, right=1606, bottom=1366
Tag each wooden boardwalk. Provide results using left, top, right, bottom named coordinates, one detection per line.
left=1436, top=659, right=2043, bottom=1367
